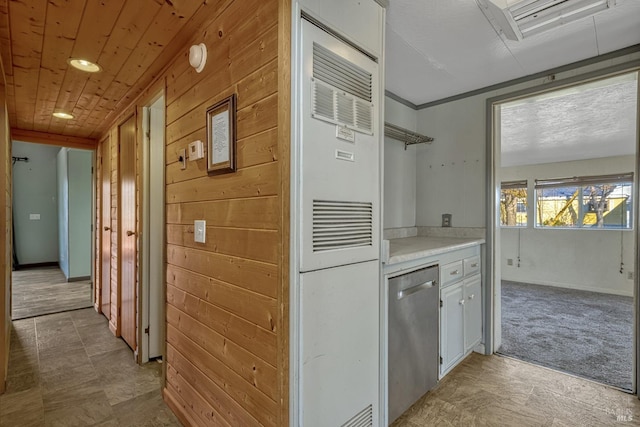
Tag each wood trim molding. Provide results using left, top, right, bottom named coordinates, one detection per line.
left=277, top=0, right=291, bottom=425
left=11, top=128, right=97, bottom=150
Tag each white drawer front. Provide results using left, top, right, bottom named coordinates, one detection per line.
left=441, top=260, right=463, bottom=286
left=464, top=256, right=480, bottom=277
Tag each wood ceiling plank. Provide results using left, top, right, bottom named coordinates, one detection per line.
left=33, top=0, right=86, bottom=133
left=84, top=0, right=235, bottom=139
left=77, top=0, right=205, bottom=133
left=58, top=0, right=162, bottom=134
left=46, top=0, right=127, bottom=135
left=9, top=0, right=47, bottom=130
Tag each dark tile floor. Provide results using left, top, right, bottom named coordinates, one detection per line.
left=0, top=308, right=181, bottom=426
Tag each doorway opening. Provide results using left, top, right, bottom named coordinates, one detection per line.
left=491, top=71, right=638, bottom=391
left=11, top=142, right=94, bottom=320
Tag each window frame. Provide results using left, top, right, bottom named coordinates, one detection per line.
left=500, top=179, right=528, bottom=228
left=534, top=172, right=634, bottom=230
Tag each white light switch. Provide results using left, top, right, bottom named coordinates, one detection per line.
left=194, top=220, right=206, bottom=243
left=29, top=214, right=40, bottom=220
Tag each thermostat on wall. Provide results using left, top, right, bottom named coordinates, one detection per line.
left=188, top=140, right=204, bottom=161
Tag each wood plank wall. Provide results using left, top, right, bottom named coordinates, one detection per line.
left=0, top=56, right=10, bottom=393
left=95, top=0, right=289, bottom=424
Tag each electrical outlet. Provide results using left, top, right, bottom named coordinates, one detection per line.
left=507, top=258, right=513, bottom=266
left=442, top=213, right=452, bottom=227
left=628, top=271, right=634, bottom=280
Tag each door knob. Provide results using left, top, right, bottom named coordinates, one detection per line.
left=104, top=226, right=110, bottom=231
left=126, top=230, right=136, bottom=236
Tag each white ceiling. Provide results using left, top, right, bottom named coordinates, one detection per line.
left=385, top=0, right=640, bottom=106
left=500, top=72, right=638, bottom=167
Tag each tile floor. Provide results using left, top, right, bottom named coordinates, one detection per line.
left=12, top=268, right=92, bottom=320
left=393, top=352, right=640, bottom=426
left=0, top=308, right=181, bottom=427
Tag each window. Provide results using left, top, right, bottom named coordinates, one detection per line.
left=535, top=173, right=633, bottom=229
left=501, top=180, right=527, bottom=227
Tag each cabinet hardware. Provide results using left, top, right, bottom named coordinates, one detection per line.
left=450, top=270, right=459, bottom=275
left=469, top=294, right=475, bottom=300
left=104, top=226, right=110, bottom=231
left=126, top=230, right=136, bottom=236
left=471, top=263, right=478, bottom=268
left=459, top=299, right=465, bottom=305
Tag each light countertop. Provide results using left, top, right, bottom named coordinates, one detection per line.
left=384, top=236, right=485, bottom=265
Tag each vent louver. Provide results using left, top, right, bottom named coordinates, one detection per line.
left=312, top=200, right=373, bottom=252
left=311, top=43, right=374, bottom=135
left=341, top=404, right=373, bottom=427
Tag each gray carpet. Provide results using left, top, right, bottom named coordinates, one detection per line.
left=498, top=281, right=633, bottom=390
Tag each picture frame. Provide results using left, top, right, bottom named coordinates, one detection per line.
left=206, top=94, right=236, bottom=174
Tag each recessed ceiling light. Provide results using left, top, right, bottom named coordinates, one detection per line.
left=68, top=58, right=101, bottom=73
left=53, top=112, right=74, bottom=120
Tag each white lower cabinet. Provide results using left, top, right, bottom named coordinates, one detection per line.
left=464, top=274, right=482, bottom=351
left=440, top=282, right=465, bottom=374
left=440, top=254, right=483, bottom=378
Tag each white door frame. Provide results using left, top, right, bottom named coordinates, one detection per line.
left=485, top=63, right=640, bottom=393
left=140, top=93, right=165, bottom=363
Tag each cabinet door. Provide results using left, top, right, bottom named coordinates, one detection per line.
left=440, top=283, right=464, bottom=375
left=464, top=274, right=482, bottom=351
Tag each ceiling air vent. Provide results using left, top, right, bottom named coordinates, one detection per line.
left=312, top=200, right=373, bottom=252
left=341, top=404, right=373, bottom=427
left=312, top=43, right=374, bottom=134
left=477, top=0, right=616, bottom=40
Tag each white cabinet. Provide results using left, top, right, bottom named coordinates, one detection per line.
left=440, top=282, right=465, bottom=373
left=439, top=251, right=483, bottom=378
left=464, top=274, right=482, bottom=351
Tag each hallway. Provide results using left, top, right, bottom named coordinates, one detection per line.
left=0, top=308, right=180, bottom=426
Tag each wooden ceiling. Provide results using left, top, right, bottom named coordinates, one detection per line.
left=0, top=0, right=215, bottom=140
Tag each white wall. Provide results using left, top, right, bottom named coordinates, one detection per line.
left=57, top=148, right=92, bottom=280
left=501, top=156, right=635, bottom=296
left=384, top=97, right=418, bottom=229
left=12, top=142, right=59, bottom=265
left=415, top=51, right=640, bottom=227
left=67, top=149, right=92, bottom=279
left=56, top=148, right=69, bottom=278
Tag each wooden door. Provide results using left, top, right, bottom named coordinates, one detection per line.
left=100, top=138, right=111, bottom=319
left=119, top=115, right=137, bottom=351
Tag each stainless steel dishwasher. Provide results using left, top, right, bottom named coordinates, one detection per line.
left=388, top=264, right=439, bottom=423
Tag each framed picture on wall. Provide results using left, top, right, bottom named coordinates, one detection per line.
left=206, top=94, right=236, bottom=174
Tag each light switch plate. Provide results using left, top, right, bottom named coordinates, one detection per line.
left=29, top=213, right=40, bottom=220
left=194, top=220, right=206, bottom=243
left=179, top=148, right=187, bottom=170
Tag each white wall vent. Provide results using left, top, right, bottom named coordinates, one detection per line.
left=341, top=404, right=373, bottom=427
left=312, top=200, right=373, bottom=252
left=312, top=42, right=374, bottom=135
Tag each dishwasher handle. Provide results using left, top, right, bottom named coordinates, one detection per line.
left=397, top=280, right=437, bottom=300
